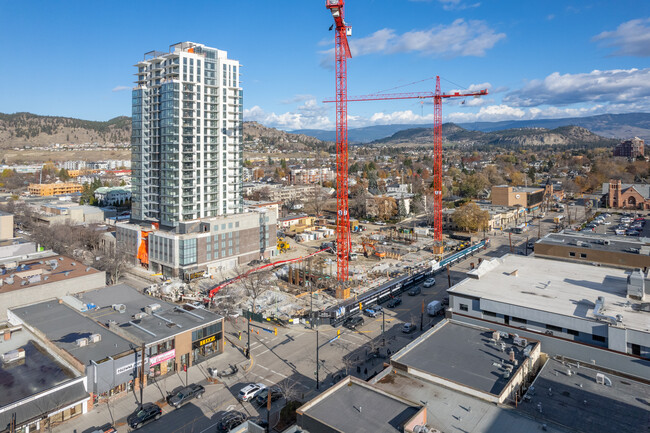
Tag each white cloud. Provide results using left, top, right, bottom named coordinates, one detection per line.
left=319, top=19, right=504, bottom=67
left=593, top=18, right=650, bottom=57
left=503, top=68, right=650, bottom=107
left=437, top=0, right=481, bottom=11
left=244, top=98, right=333, bottom=130
left=281, top=94, right=316, bottom=104
left=112, top=86, right=131, bottom=92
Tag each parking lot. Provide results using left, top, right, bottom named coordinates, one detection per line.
left=579, top=211, right=648, bottom=237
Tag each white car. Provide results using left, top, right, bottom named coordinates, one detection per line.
left=238, top=383, right=267, bottom=402
left=603, top=221, right=612, bottom=225
left=423, top=278, right=436, bottom=288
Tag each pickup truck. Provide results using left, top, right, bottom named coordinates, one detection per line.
left=166, top=383, right=205, bottom=408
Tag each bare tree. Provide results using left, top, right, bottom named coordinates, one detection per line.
left=306, top=186, right=330, bottom=217
left=276, top=378, right=301, bottom=404
left=423, top=194, right=436, bottom=227
left=96, top=241, right=132, bottom=285
left=238, top=270, right=272, bottom=313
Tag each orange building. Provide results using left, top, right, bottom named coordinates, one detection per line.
left=28, top=182, right=82, bottom=196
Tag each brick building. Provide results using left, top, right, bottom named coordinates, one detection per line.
left=613, top=137, right=645, bottom=158
left=603, top=179, right=650, bottom=210
left=28, top=182, right=82, bottom=196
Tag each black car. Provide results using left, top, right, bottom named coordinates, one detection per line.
left=254, top=387, right=283, bottom=406
left=166, top=383, right=205, bottom=408
left=217, top=411, right=247, bottom=432
left=343, top=315, right=364, bottom=330
left=386, top=297, right=402, bottom=308
left=127, top=403, right=162, bottom=429
left=407, top=286, right=421, bottom=296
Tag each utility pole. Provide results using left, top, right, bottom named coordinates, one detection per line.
left=382, top=308, right=385, bottom=343
left=420, top=300, right=424, bottom=331
left=246, top=319, right=251, bottom=359
left=315, top=328, right=320, bottom=390
left=310, top=284, right=314, bottom=329
left=526, top=236, right=529, bottom=256
left=447, top=264, right=451, bottom=288
left=140, top=344, right=146, bottom=405
left=509, top=232, right=513, bottom=253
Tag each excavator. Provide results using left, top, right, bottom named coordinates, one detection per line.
left=361, top=240, right=386, bottom=259
left=277, top=237, right=290, bottom=254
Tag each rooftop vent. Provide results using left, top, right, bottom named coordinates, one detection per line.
left=1, top=348, right=25, bottom=364
left=89, top=333, right=101, bottom=343
left=592, top=296, right=618, bottom=325
left=112, top=304, right=126, bottom=314
left=133, top=312, right=148, bottom=320
left=144, top=303, right=161, bottom=315
left=76, top=338, right=89, bottom=347
left=627, top=269, right=646, bottom=301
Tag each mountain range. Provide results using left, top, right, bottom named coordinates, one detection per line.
left=293, top=112, right=650, bottom=143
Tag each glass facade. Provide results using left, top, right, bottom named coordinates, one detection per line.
left=131, top=42, right=243, bottom=228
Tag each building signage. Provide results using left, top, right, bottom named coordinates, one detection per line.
left=150, top=349, right=175, bottom=367
left=199, top=334, right=217, bottom=346
left=116, top=357, right=149, bottom=375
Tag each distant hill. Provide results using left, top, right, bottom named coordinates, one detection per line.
left=293, top=112, right=650, bottom=143
left=0, top=112, right=131, bottom=148
left=243, top=121, right=329, bottom=150
left=0, top=113, right=329, bottom=151
left=370, top=124, right=617, bottom=148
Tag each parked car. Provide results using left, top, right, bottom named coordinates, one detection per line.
left=217, top=411, right=247, bottom=432
left=407, top=286, right=421, bottom=296
left=127, top=403, right=162, bottom=429
left=427, top=300, right=444, bottom=316
left=238, top=383, right=267, bottom=402
left=423, top=278, right=436, bottom=288
left=386, top=297, right=402, bottom=308
left=254, top=387, right=283, bottom=406
left=363, top=308, right=379, bottom=318
left=343, top=315, right=364, bottom=330
left=166, top=383, right=205, bottom=408
left=215, top=364, right=239, bottom=378
left=90, top=425, right=116, bottom=433
left=402, top=323, right=417, bottom=334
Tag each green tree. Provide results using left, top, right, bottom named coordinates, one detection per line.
left=58, top=168, right=71, bottom=181
left=527, top=167, right=536, bottom=182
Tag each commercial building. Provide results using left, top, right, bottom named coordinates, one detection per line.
left=131, top=41, right=243, bottom=227
left=0, top=238, right=37, bottom=260
left=443, top=203, right=526, bottom=232
left=0, top=254, right=106, bottom=321
left=491, top=185, right=544, bottom=212
left=297, top=376, right=426, bottom=433
left=0, top=210, right=12, bottom=241
left=370, top=321, right=650, bottom=433
left=289, top=167, right=334, bottom=185
left=447, top=254, right=650, bottom=362
left=93, top=186, right=132, bottom=206
left=534, top=231, right=650, bottom=269
left=0, top=324, right=90, bottom=433
left=117, top=210, right=277, bottom=278
left=8, top=284, right=224, bottom=402
left=32, top=202, right=105, bottom=226
left=613, top=136, right=644, bottom=158
left=391, top=320, right=541, bottom=404
left=28, top=182, right=82, bottom=197
left=602, top=179, right=650, bottom=210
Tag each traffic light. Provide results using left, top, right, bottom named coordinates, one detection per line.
left=359, top=302, right=362, bottom=311
left=337, top=329, right=340, bottom=337
left=274, top=327, right=278, bottom=336
left=238, top=331, right=242, bottom=340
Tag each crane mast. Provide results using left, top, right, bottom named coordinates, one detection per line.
left=326, top=0, right=352, bottom=298
left=325, top=77, right=488, bottom=250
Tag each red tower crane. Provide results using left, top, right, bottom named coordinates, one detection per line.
left=326, top=0, right=352, bottom=298
left=325, top=76, right=487, bottom=249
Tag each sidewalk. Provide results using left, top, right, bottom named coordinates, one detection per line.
left=57, top=341, right=249, bottom=433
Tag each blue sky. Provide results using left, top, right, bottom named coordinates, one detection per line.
left=1, top=0, right=649, bottom=130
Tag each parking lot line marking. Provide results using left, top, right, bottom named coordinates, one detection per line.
left=271, top=370, right=288, bottom=378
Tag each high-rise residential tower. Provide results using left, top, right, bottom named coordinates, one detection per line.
left=131, top=42, right=243, bottom=227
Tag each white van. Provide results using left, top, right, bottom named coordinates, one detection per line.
left=427, top=300, right=443, bottom=316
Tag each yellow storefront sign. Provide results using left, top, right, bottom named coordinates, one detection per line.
left=199, top=335, right=216, bottom=346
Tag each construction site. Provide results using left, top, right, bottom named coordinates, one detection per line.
left=134, top=0, right=490, bottom=324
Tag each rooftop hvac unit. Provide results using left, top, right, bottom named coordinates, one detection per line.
left=134, top=312, right=148, bottom=320
left=76, top=338, right=89, bottom=347
left=112, top=304, right=127, bottom=314
left=89, top=333, right=102, bottom=343
left=1, top=348, right=25, bottom=364
left=107, top=320, right=117, bottom=328
left=145, top=303, right=161, bottom=315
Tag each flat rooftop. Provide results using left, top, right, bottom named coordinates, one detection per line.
left=0, top=254, right=102, bottom=294
left=537, top=231, right=650, bottom=255
left=450, top=255, right=650, bottom=333
left=392, top=321, right=530, bottom=396
left=299, top=377, right=421, bottom=433
left=81, top=284, right=223, bottom=345
left=11, top=300, right=134, bottom=365
left=0, top=326, right=78, bottom=407
left=517, top=358, right=650, bottom=433
left=372, top=372, right=568, bottom=433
